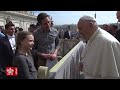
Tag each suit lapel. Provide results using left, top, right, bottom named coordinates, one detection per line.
left=3, top=36, right=14, bottom=56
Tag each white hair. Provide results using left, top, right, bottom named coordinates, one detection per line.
left=79, top=15, right=96, bottom=22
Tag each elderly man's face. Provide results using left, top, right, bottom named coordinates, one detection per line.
left=77, top=20, right=89, bottom=39
left=41, top=17, right=51, bottom=31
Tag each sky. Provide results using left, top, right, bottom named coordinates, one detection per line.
left=34, top=11, right=118, bottom=25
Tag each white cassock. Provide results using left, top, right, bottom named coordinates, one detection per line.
left=81, top=28, right=120, bottom=79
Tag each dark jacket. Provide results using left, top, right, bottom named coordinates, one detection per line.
left=0, top=36, right=14, bottom=69
left=0, top=36, right=14, bottom=79
left=0, top=32, right=5, bottom=39
left=115, top=29, right=120, bottom=42
left=64, top=31, right=71, bottom=39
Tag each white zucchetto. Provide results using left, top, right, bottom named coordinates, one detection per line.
left=79, top=15, right=96, bottom=22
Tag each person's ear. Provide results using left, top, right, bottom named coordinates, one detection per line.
left=89, top=22, right=94, bottom=28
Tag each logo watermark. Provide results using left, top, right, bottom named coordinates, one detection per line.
left=6, top=67, right=18, bottom=76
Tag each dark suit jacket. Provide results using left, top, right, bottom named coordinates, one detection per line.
left=115, top=29, right=120, bottom=42
left=64, top=31, right=71, bottom=39
left=0, top=35, right=14, bottom=70
left=0, top=32, right=5, bottom=39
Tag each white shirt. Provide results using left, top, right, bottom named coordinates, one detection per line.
left=7, top=34, right=16, bottom=53
left=68, top=31, right=71, bottom=38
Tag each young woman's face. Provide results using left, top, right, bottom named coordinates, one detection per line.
left=21, top=35, right=34, bottom=51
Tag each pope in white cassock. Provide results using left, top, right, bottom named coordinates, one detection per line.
left=77, top=15, right=120, bottom=79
